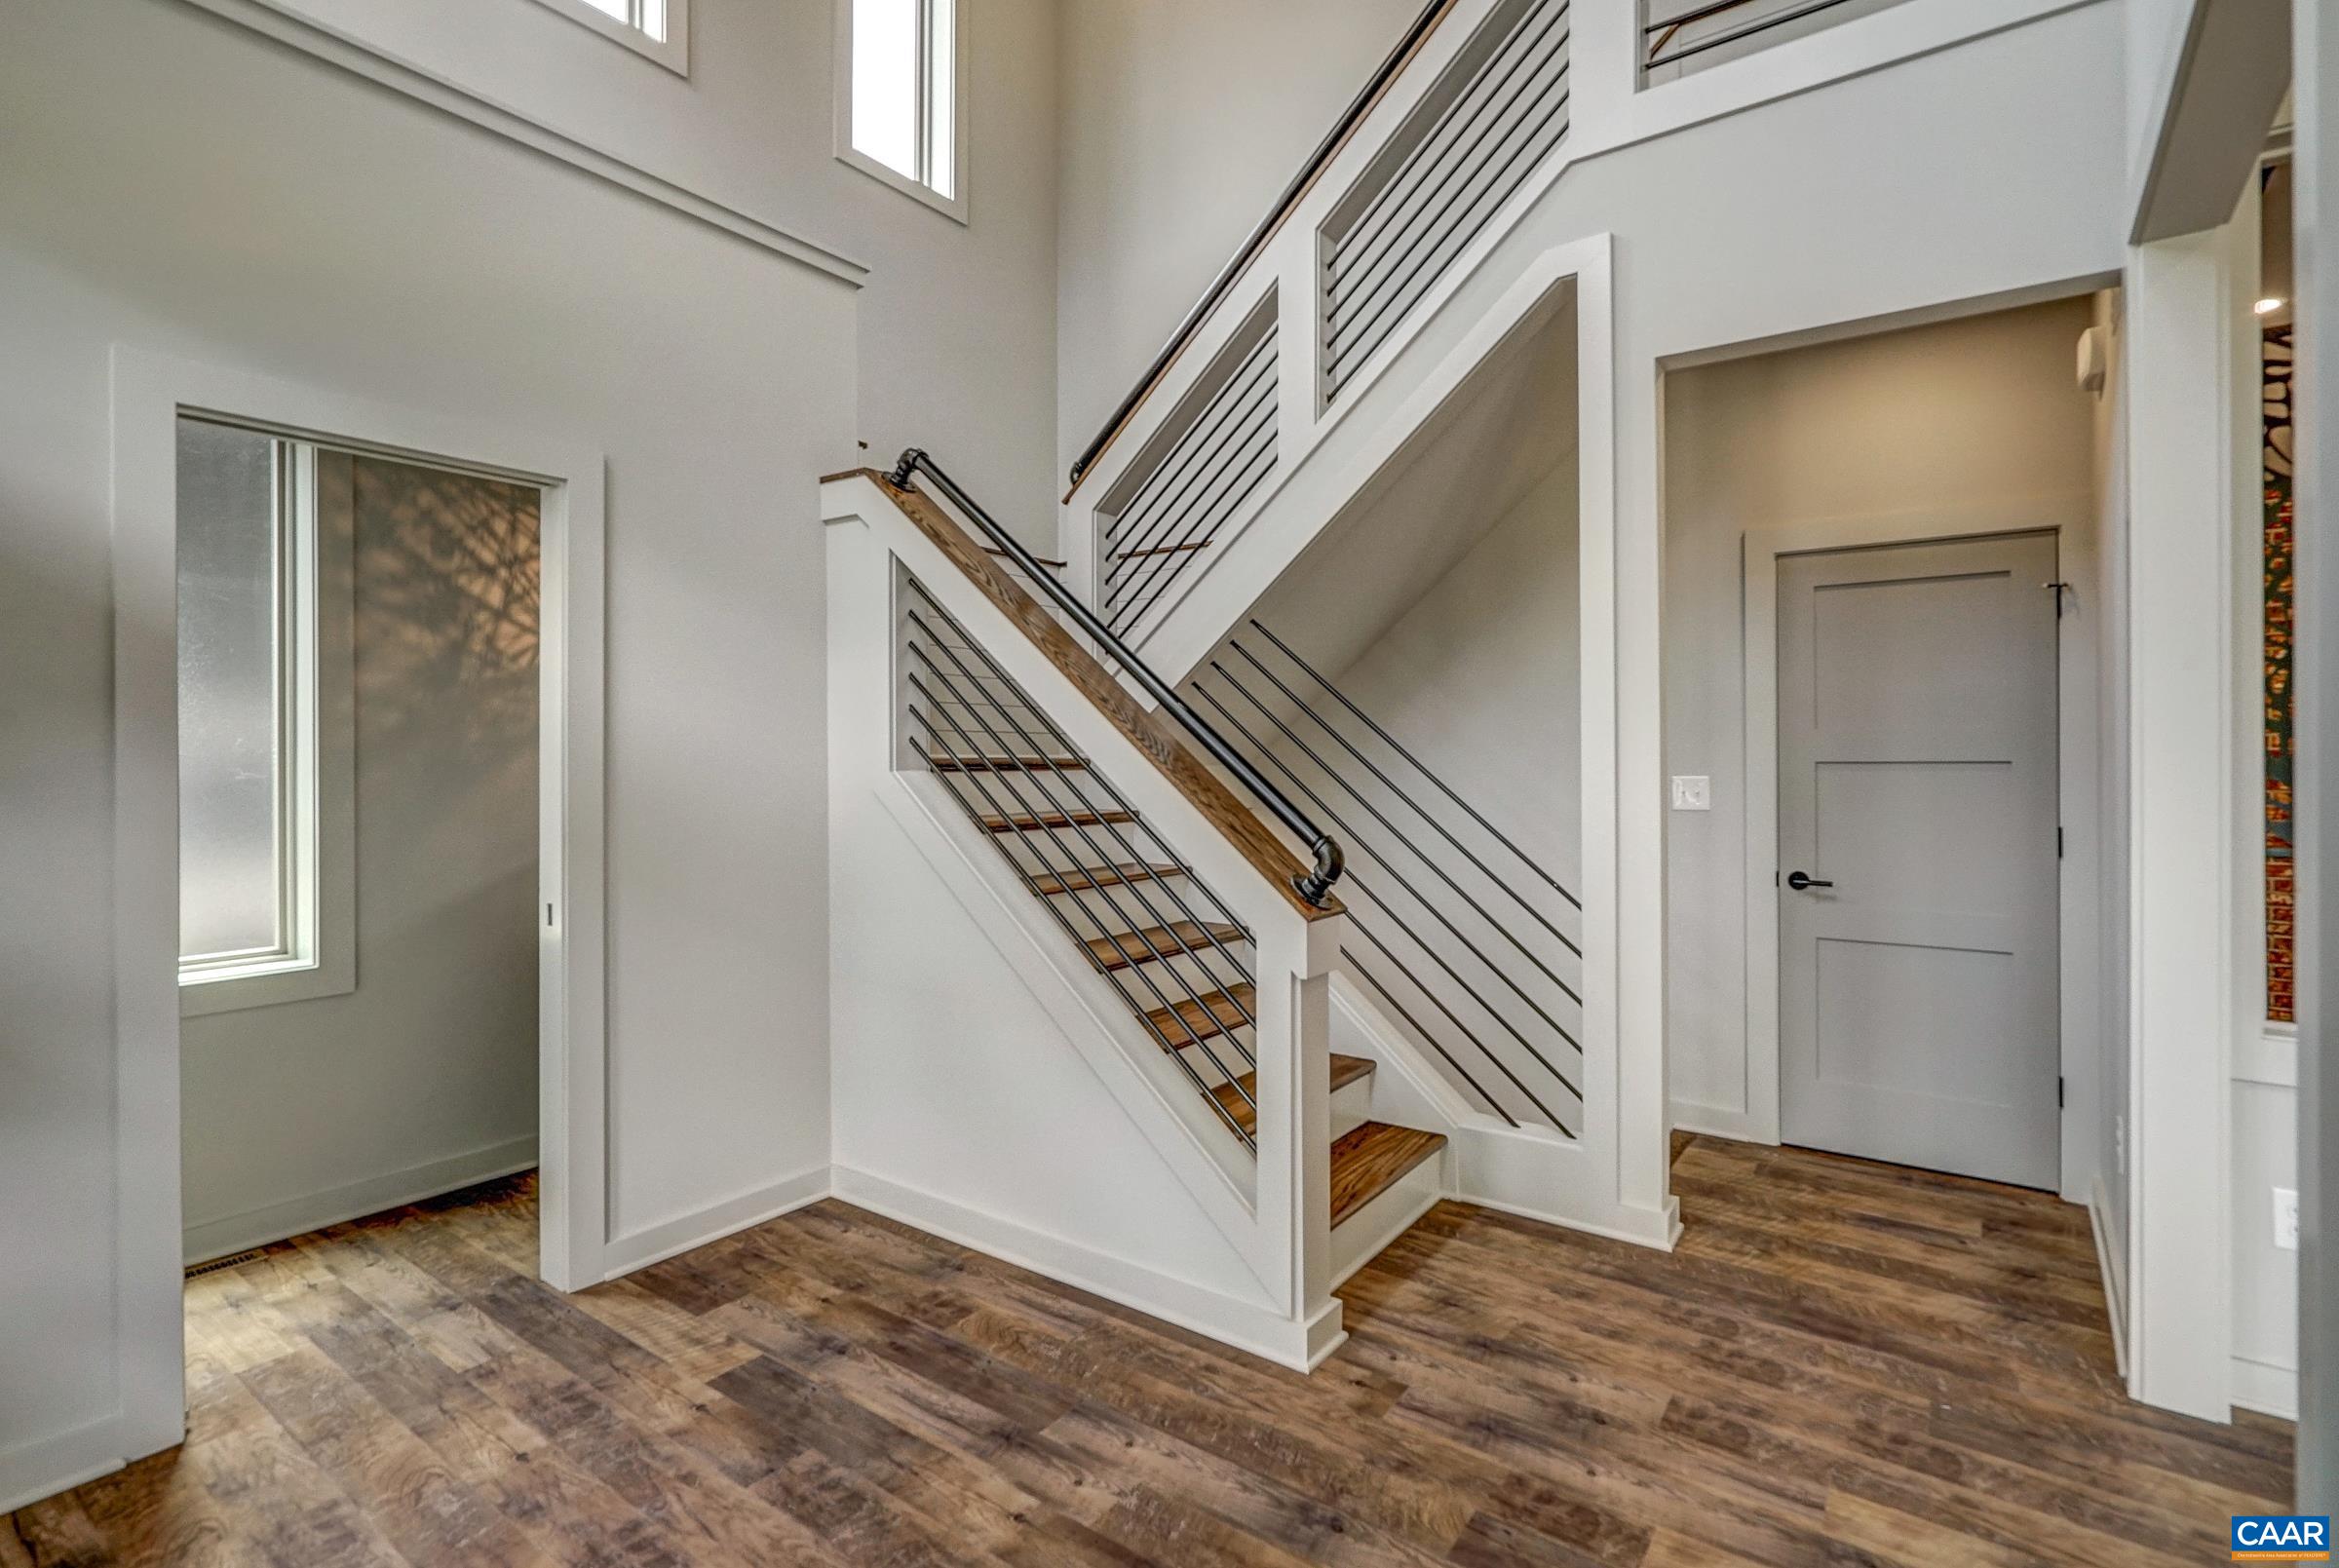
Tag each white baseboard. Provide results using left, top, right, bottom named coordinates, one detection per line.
left=2086, top=1174, right=2129, bottom=1378
left=0, top=1414, right=128, bottom=1518
left=599, top=1163, right=833, bottom=1280
left=829, top=1165, right=1325, bottom=1370
left=2231, top=1354, right=2299, bottom=1421
left=182, top=1134, right=540, bottom=1265
left=1669, top=1101, right=1771, bottom=1142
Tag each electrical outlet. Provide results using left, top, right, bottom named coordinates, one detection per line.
left=1670, top=775, right=1712, bottom=812
left=2275, top=1188, right=2300, bottom=1251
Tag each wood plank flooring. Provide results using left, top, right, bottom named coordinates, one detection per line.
left=5, top=1135, right=2292, bottom=1566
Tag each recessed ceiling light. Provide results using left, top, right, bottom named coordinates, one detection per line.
left=2258, top=297, right=2286, bottom=316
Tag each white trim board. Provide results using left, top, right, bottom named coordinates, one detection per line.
left=2090, top=1173, right=2130, bottom=1378
left=829, top=1166, right=1345, bottom=1373
left=182, top=1136, right=541, bottom=1267
left=106, top=346, right=610, bottom=1495
left=527, top=0, right=691, bottom=76
left=599, top=1165, right=833, bottom=1277
left=172, top=0, right=863, bottom=286
left=2232, top=1355, right=2301, bottom=1422
left=1732, top=498, right=2099, bottom=1186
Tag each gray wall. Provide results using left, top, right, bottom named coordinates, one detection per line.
left=238, top=0, right=1065, bottom=527
left=1054, top=0, right=1424, bottom=479
left=0, top=0, right=853, bottom=1490
left=181, top=457, right=543, bottom=1262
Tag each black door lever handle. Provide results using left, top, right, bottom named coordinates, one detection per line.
left=1786, top=870, right=1834, bottom=891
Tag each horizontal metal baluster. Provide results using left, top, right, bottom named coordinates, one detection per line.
left=907, top=675, right=1263, bottom=1108
left=1201, top=665, right=1583, bottom=1013
left=1065, top=0, right=1459, bottom=491
left=1346, top=914, right=1576, bottom=1124
left=1106, top=334, right=1277, bottom=547
left=1329, top=41, right=1570, bottom=367
left=1324, top=0, right=1549, bottom=296
left=1330, top=97, right=1570, bottom=391
left=903, top=595, right=1258, bottom=991
left=1647, top=0, right=1854, bottom=69
left=1226, top=640, right=1577, bottom=955
left=1106, top=373, right=1277, bottom=580
left=1330, top=0, right=1564, bottom=293
left=904, top=697, right=1257, bottom=1147
left=902, top=591, right=1254, bottom=942
left=906, top=649, right=1256, bottom=1021
left=1108, top=435, right=1281, bottom=632
left=1330, top=41, right=1566, bottom=350
left=893, top=449, right=1344, bottom=907
left=1340, top=945, right=1515, bottom=1125
left=1248, top=619, right=1579, bottom=908
left=907, top=631, right=1261, bottom=1057
left=1106, top=395, right=1276, bottom=589
left=1192, top=681, right=1583, bottom=1090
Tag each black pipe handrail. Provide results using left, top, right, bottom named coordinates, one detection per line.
left=1064, top=0, right=1460, bottom=495
left=886, top=449, right=1346, bottom=908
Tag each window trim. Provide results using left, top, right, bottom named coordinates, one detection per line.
left=178, top=437, right=358, bottom=1018
left=527, top=0, right=691, bottom=77
left=834, top=0, right=970, bottom=224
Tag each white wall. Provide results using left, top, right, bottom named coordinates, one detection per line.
left=1054, top=0, right=1425, bottom=478
left=1660, top=299, right=2102, bottom=1148
left=0, top=0, right=847, bottom=1506
left=1233, top=457, right=1585, bottom=1130
left=217, top=0, right=1063, bottom=529
left=180, top=458, right=543, bottom=1264
left=2090, top=288, right=2135, bottom=1324
left=1329, top=459, right=1583, bottom=893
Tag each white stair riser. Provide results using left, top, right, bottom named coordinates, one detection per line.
left=1328, top=1150, right=1442, bottom=1286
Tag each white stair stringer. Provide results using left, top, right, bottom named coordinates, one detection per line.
left=826, top=472, right=1350, bottom=1372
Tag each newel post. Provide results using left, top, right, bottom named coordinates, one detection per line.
left=1250, top=900, right=1347, bottom=1361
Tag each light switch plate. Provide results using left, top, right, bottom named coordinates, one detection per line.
left=1670, top=775, right=1711, bottom=812
left=2275, top=1187, right=2300, bottom=1251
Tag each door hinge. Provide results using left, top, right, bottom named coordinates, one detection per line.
left=2044, top=580, right=2070, bottom=618
left=2057, top=1076, right=2065, bottom=1109
left=2057, top=826, right=2064, bottom=860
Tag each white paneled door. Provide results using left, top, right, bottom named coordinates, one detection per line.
left=1776, top=532, right=2061, bottom=1190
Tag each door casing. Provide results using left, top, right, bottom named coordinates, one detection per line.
left=1739, top=502, right=2097, bottom=1202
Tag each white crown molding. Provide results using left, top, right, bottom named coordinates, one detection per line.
left=174, top=0, right=868, bottom=287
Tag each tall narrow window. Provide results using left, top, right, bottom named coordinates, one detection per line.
left=177, top=420, right=354, bottom=1013
left=178, top=421, right=306, bottom=975
left=839, top=0, right=964, bottom=218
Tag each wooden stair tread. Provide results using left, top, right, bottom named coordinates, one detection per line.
left=978, top=810, right=1136, bottom=833
left=930, top=753, right=1089, bottom=774
left=1329, top=1122, right=1446, bottom=1229
left=1207, top=1054, right=1377, bottom=1137
left=1086, top=921, right=1246, bottom=972
left=1031, top=862, right=1185, bottom=896
left=1142, top=983, right=1256, bottom=1047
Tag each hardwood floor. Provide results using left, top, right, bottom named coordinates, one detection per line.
left=5, top=1136, right=2292, bottom=1566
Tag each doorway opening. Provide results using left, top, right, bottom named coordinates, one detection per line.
left=174, top=420, right=545, bottom=1272
left=1661, top=293, right=2114, bottom=1204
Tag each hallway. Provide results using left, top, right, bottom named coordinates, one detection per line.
left=4, top=1138, right=2291, bottom=1566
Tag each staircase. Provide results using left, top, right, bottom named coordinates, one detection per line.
left=902, top=566, right=1447, bottom=1259
left=824, top=457, right=1464, bottom=1368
